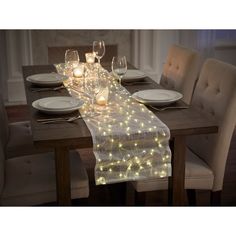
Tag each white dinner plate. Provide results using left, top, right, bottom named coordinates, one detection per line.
left=38, top=96, right=82, bottom=111
left=132, top=89, right=183, bottom=106
left=26, top=73, right=67, bottom=87
left=122, top=69, right=146, bottom=82
left=32, top=96, right=84, bottom=114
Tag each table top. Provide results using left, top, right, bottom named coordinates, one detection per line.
left=22, top=64, right=218, bottom=149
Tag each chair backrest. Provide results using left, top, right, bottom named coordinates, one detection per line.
left=187, top=58, right=236, bottom=191
left=0, top=95, right=9, bottom=150
left=0, top=137, right=5, bottom=195
left=160, top=44, right=200, bottom=105
left=48, top=44, right=118, bottom=64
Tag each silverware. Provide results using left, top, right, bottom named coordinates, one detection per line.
left=122, top=81, right=152, bottom=86
left=149, top=105, right=189, bottom=111
left=30, top=85, right=65, bottom=92
left=37, top=115, right=82, bottom=124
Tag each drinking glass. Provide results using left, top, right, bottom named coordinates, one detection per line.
left=84, top=75, right=101, bottom=115
left=93, top=40, right=105, bottom=64
left=111, top=56, right=127, bottom=86
left=65, top=49, right=80, bottom=69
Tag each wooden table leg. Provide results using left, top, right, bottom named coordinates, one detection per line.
left=169, top=136, right=186, bottom=206
left=54, top=147, right=71, bottom=206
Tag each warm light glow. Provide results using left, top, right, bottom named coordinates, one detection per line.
left=73, top=65, right=84, bottom=78
left=85, top=52, right=95, bottom=64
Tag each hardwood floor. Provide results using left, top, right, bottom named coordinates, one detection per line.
left=6, top=105, right=236, bottom=206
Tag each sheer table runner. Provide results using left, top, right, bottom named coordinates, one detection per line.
left=69, top=69, right=171, bottom=185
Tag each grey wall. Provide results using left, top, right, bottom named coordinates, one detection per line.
left=31, top=30, right=132, bottom=65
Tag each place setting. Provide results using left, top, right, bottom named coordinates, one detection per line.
left=27, top=72, right=68, bottom=92
left=131, top=89, right=189, bottom=111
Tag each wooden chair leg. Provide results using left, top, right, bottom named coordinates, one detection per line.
left=135, top=191, right=146, bottom=206
left=187, top=189, right=196, bottom=206
left=210, top=191, right=221, bottom=206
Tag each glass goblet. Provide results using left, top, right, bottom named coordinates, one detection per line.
left=111, top=56, right=127, bottom=90
left=84, top=75, right=101, bottom=116
left=93, top=40, right=105, bottom=65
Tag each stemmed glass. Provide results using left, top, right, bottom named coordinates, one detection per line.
left=111, top=56, right=127, bottom=87
left=84, top=75, right=101, bottom=115
left=93, top=40, right=105, bottom=65
left=65, top=49, right=80, bottom=70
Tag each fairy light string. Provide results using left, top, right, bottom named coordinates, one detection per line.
left=67, top=65, right=171, bottom=185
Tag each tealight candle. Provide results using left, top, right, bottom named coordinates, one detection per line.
left=96, top=87, right=109, bottom=106
left=97, top=96, right=107, bottom=106
left=85, top=52, right=95, bottom=64
left=73, top=65, right=84, bottom=78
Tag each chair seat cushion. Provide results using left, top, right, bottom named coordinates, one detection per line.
left=1, top=151, right=89, bottom=206
left=132, top=148, right=214, bottom=192
left=6, top=121, right=49, bottom=158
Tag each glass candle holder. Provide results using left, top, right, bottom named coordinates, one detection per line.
left=73, top=64, right=84, bottom=78
left=96, top=87, right=109, bottom=106
left=85, top=52, right=95, bottom=64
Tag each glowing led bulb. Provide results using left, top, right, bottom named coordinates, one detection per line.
left=100, top=166, right=104, bottom=171
left=96, top=144, right=100, bottom=148
left=147, top=160, right=152, bottom=166
left=109, top=153, right=113, bottom=157
left=134, top=142, right=138, bottom=147
left=118, top=143, right=123, bottom=148
left=111, top=139, right=114, bottom=143
left=160, top=170, right=166, bottom=177
left=109, top=168, right=112, bottom=172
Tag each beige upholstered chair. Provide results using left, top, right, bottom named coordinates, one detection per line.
left=0, top=95, right=49, bottom=159
left=131, top=58, right=236, bottom=205
left=48, top=44, right=118, bottom=64
left=160, top=44, right=200, bottom=105
left=0, top=138, right=89, bottom=206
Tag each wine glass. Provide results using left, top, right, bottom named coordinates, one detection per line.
left=93, top=40, right=105, bottom=64
left=65, top=49, right=80, bottom=70
left=111, top=56, right=127, bottom=86
left=84, top=75, right=101, bottom=115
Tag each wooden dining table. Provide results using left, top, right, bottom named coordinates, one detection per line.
left=22, top=63, right=218, bottom=206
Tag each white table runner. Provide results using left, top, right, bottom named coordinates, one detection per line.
left=69, top=69, right=171, bottom=185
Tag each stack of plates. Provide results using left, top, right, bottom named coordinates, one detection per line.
left=122, top=69, right=146, bottom=82
left=132, top=89, right=183, bottom=106
left=32, top=96, right=84, bottom=114
left=26, top=73, right=67, bottom=87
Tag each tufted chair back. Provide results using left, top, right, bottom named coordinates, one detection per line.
left=0, top=136, right=5, bottom=195
left=0, top=95, right=9, bottom=151
left=187, top=58, right=236, bottom=191
left=160, top=44, right=200, bottom=105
